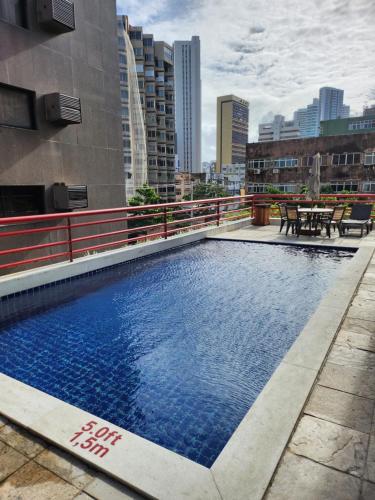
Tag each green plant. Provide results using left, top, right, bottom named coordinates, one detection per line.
left=183, top=183, right=229, bottom=201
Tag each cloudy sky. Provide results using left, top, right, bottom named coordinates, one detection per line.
left=116, top=0, right=375, bottom=161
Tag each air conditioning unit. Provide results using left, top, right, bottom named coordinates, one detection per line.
left=37, top=0, right=75, bottom=33
left=52, top=184, right=88, bottom=210
left=254, top=169, right=261, bottom=174
left=45, top=93, right=81, bottom=125
left=273, top=168, right=280, bottom=174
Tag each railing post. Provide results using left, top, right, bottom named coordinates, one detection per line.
left=216, top=200, right=220, bottom=226
left=66, top=216, right=73, bottom=262
left=163, top=206, right=168, bottom=239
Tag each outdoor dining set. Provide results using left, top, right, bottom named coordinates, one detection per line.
left=278, top=203, right=374, bottom=238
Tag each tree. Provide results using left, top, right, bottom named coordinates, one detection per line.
left=128, top=184, right=161, bottom=206
left=266, top=185, right=283, bottom=194
left=183, top=183, right=229, bottom=201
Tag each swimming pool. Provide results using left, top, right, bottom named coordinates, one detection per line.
left=0, top=240, right=352, bottom=467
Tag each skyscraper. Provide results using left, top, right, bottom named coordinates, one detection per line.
left=258, top=115, right=300, bottom=142
left=294, top=98, right=320, bottom=138
left=117, top=16, right=176, bottom=202
left=319, top=87, right=350, bottom=121
left=216, top=95, right=249, bottom=172
left=174, top=36, right=202, bottom=173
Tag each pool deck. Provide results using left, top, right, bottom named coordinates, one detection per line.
left=1, top=220, right=375, bottom=499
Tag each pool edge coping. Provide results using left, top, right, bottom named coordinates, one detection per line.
left=0, top=228, right=372, bottom=499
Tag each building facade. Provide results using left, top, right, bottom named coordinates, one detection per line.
left=174, top=36, right=201, bottom=173
left=175, top=172, right=205, bottom=201
left=123, top=20, right=176, bottom=202
left=246, top=134, right=375, bottom=194
left=0, top=0, right=124, bottom=216
left=293, top=98, right=320, bottom=138
left=320, top=114, right=375, bottom=137
left=216, top=95, right=249, bottom=172
left=319, top=87, right=350, bottom=121
left=258, top=115, right=300, bottom=142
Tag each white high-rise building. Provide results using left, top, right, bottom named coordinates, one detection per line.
left=319, top=87, right=350, bottom=121
left=258, top=115, right=300, bottom=142
left=174, top=36, right=202, bottom=173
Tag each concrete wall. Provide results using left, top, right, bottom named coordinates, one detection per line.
left=0, top=0, right=124, bottom=211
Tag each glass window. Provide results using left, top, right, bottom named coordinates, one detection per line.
left=136, top=64, right=144, bottom=73
left=146, top=99, right=155, bottom=109
left=118, top=36, right=125, bottom=47
left=362, top=182, right=375, bottom=193
left=145, top=68, right=155, bottom=78
left=133, top=47, right=143, bottom=57
left=129, top=30, right=142, bottom=40
left=0, top=185, right=45, bottom=216
left=156, top=88, right=165, bottom=97
left=121, top=106, right=129, bottom=118
left=143, top=37, right=153, bottom=47
left=157, top=103, right=165, bottom=112
left=123, top=138, right=131, bottom=148
left=0, top=83, right=36, bottom=129
left=147, top=129, right=156, bottom=138
left=144, top=53, right=153, bottom=62
left=120, top=71, right=128, bottom=83
left=120, top=89, right=128, bottom=100
left=119, top=53, right=127, bottom=65
left=124, top=155, right=132, bottom=164
left=364, top=153, right=375, bottom=165
left=146, top=83, right=155, bottom=93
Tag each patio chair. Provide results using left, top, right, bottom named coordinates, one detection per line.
left=341, top=204, right=373, bottom=237
left=285, top=206, right=303, bottom=237
left=322, top=206, right=345, bottom=238
left=278, top=203, right=287, bottom=232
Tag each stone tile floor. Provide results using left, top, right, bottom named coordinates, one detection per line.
left=1, top=222, right=375, bottom=499
left=265, top=257, right=375, bottom=500
left=0, top=416, right=143, bottom=499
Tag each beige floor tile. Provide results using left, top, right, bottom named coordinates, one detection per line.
left=341, top=317, right=375, bottom=336
left=347, top=304, right=375, bottom=323
left=336, top=329, right=375, bottom=353
left=319, top=362, right=375, bottom=400
left=289, top=415, right=368, bottom=477
left=35, top=447, right=94, bottom=489
left=361, top=481, right=375, bottom=500
left=84, top=473, right=145, bottom=499
left=0, top=424, right=45, bottom=458
left=265, top=451, right=361, bottom=500
left=305, top=385, right=374, bottom=434
left=0, top=461, right=79, bottom=500
left=365, top=435, right=375, bottom=483
left=0, top=441, right=29, bottom=482
left=328, top=344, right=375, bottom=371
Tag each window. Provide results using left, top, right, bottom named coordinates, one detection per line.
left=158, top=145, right=166, bottom=154
left=157, top=116, right=165, bottom=127
left=147, top=129, right=157, bottom=138
left=0, top=185, right=45, bottom=216
left=166, top=105, right=173, bottom=115
left=129, top=30, right=142, bottom=40
left=136, top=64, right=144, bottom=73
left=146, top=83, right=155, bottom=93
left=0, top=83, right=36, bottom=129
left=156, top=73, right=164, bottom=83
left=144, top=53, right=153, bottom=62
left=123, top=138, right=131, bottom=148
left=122, top=123, right=130, bottom=132
left=148, top=157, right=157, bottom=166
left=156, top=103, right=165, bottom=113
left=118, top=36, right=125, bottom=47
left=120, top=71, right=128, bottom=83
left=146, top=114, right=156, bottom=125
left=121, top=106, right=129, bottom=118
left=148, top=143, right=157, bottom=153
left=138, top=79, right=144, bottom=89
left=120, top=89, right=128, bottom=100
left=0, top=0, right=27, bottom=27
left=364, top=153, right=375, bottom=165
left=348, top=119, right=375, bottom=131
left=146, top=98, right=155, bottom=109
left=133, top=47, right=143, bottom=57
left=362, top=182, right=375, bottom=193
left=166, top=146, right=174, bottom=155
left=143, top=37, right=153, bottom=47
left=273, top=158, right=298, bottom=168
left=145, top=68, right=155, bottom=78
left=248, top=159, right=271, bottom=170
left=166, top=132, right=174, bottom=141
left=119, top=53, right=127, bottom=65
left=330, top=180, right=358, bottom=193
left=302, top=156, right=314, bottom=167
left=124, top=155, right=132, bottom=164
left=332, top=153, right=361, bottom=166
left=158, top=159, right=166, bottom=167
left=158, top=131, right=166, bottom=141
left=156, top=88, right=165, bottom=97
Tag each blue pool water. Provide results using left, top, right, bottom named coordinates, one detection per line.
left=0, top=241, right=352, bottom=466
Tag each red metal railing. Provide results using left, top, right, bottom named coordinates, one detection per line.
left=0, top=195, right=253, bottom=273
left=1, top=193, right=374, bottom=275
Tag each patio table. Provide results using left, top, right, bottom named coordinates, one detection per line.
left=297, top=207, right=334, bottom=235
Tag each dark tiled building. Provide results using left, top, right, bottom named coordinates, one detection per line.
left=0, top=0, right=124, bottom=217
left=246, top=133, right=375, bottom=194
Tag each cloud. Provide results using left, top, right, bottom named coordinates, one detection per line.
left=116, top=0, right=375, bottom=161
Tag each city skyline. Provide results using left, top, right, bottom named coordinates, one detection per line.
left=116, top=0, right=375, bottom=161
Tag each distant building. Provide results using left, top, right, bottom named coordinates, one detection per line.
left=221, top=164, right=246, bottom=195
left=121, top=19, right=176, bottom=202
left=258, top=115, right=300, bottom=142
left=175, top=172, right=205, bottom=201
left=319, top=87, right=350, bottom=121
left=246, top=134, right=375, bottom=194
left=320, top=115, right=375, bottom=137
left=364, top=105, right=375, bottom=117
left=216, top=95, right=249, bottom=172
left=294, top=98, right=320, bottom=138
left=174, top=36, right=202, bottom=173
